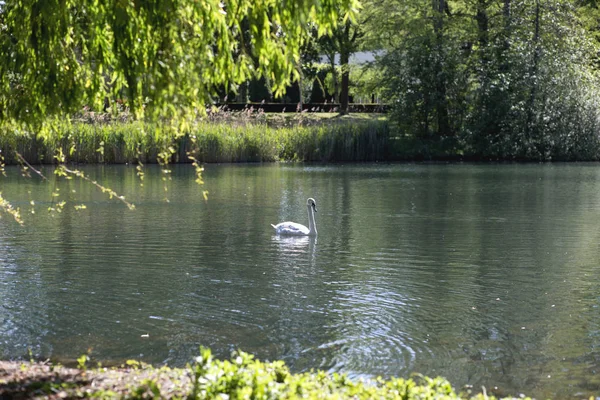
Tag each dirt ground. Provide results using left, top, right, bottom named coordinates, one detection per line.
left=0, top=360, right=193, bottom=399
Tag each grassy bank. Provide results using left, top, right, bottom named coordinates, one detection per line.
left=0, top=113, right=396, bottom=165
left=7, top=111, right=584, bottom=165
left=0, top=349, right=529, bottom=399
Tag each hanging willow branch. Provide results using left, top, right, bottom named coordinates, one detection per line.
left=0, top=193, right=23, bottom=225
left=15, top=152, right=48, bottom=181
left=59, top=165, right=136, bottom=210
left=54, top=149, right=135, bottom=210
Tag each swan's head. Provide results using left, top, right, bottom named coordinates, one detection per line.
left=307, top=198, right=317, bottom=213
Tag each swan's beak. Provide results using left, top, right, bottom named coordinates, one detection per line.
left=313, top=204, right=317, bottom=213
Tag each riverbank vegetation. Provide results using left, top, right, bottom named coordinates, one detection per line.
left=5, top=106, right=600, bottom=166
left=0, top=349, right=529, bottom=399
left=0, top=113, right=391, bottom=165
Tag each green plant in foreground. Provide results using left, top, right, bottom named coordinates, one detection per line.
left=5, top=348, right=533, bottom=399
left=77, top=354, right=89, bottom=371
left=178, top=347, right=530, bottom=400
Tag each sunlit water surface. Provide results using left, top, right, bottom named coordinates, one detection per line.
left=2, top=163, right=600, bottom=398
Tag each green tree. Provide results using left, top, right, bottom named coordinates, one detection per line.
left=0, top=0, right=356, bottom=223
left=0, top=0, right=356, bottom=126
left=466, top=0, right=600, bottom=160
left=377, top=0, right=468, bottom=143
left=373, top=0, right=600, bottom=160
left=316, top=1, right=370, bottom=113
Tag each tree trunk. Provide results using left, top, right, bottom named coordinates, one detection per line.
left=433, top=0, right=450, bottom=136
left=339, top=50, right=350, bottom=114
left=434, top=0, right=444, bottom=33
left=499, top=0, right=512, bottom=72
left=525, top=0, right=541, bottom=147
left=326, top=53, right=339, bottom=103
left=476, top=0, right=489, bottom=67
left=338, top=19, right=354, bottom=115
left=297, top=66, right=303, bottom=111
left=239, top=81, right=249, bottom=103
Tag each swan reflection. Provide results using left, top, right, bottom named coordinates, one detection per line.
left=271, top=235, right=317, bottom=263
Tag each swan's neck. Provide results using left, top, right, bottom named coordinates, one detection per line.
left=307, top=205, right=317, bottom=235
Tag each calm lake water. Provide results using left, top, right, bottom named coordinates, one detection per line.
left=2, top=163, right=600, bottom=398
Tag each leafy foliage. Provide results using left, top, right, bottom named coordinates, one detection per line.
left=0, top=0, right=357, bottom=126
left=0, top=191, right=22, bottom=225
left=187, top=347, right=470, bottom=400
left=373, top=0, right=600, bottom=160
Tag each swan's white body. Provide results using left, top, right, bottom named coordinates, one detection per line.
left=271, top=198, right=317, bottom=236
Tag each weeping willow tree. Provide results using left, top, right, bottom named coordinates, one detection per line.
left=0, top=0, right=359, bottom=122
left=0, top=0, right=357, bottom=223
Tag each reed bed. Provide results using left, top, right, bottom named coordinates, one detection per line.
left=0, top=118, right=392, bottom=165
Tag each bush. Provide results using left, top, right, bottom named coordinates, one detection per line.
left=0, top=348, right=533, bottom=399
left=185, top=348, right=507, bottom=400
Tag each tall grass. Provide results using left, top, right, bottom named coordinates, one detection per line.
left=0, top=118, right=393, bottom=165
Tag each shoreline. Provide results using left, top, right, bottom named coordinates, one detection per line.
left=3, top=114, right=599, bottom=166
left=0, top=357, right=527, bottom=400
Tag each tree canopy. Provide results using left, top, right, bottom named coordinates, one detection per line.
left=365, top=0, right=600, bottom=160
left=0, top=0, right=357, bottom=126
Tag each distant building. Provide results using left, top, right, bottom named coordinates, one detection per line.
left=318, top=50, right=384, bottom=66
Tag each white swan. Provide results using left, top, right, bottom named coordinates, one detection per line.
left=271, top=198, right=318, bottom=236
